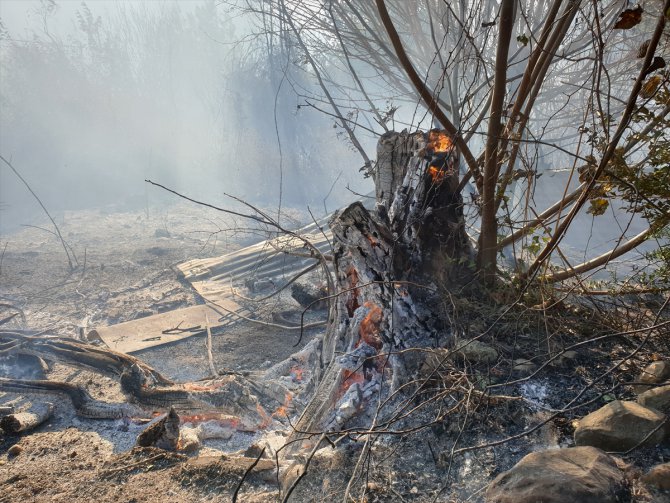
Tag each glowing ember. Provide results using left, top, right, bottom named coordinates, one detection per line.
left=427, top=130, right=453, bottom=153
left=272, top=392, right=293, bottom=418
left=337, top=369, right=367, bottom=401
left=179, top=412, right=241, bottom=430
left=428, top=165, right=448, bottom=183
left=359, top=301, right=383, bottom=349
left=342, top=370, right=366, bottom=387
left=256, top=403, right=272, bottom=429
left=290, top=366, right=304, bottom=383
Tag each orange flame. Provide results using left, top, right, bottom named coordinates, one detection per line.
left=427, top=130, right=453, bottom=153
left=359, top=301, right=383, bottom=349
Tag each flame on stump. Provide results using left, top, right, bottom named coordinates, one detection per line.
left=427, top=130, right=453, bottom=153
left=426, top=130, right=456, bottom=184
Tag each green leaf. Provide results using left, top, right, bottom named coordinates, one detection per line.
left=517, top=34, right=529, bottom=46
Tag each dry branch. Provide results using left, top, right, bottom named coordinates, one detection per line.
left=524, top=0, right=670, bottom=281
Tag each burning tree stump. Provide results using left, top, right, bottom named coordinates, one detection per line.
left=289, top=130, right=473, bottom=440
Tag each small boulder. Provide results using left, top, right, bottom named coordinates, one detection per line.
left=456, top=340, right=498, bottom=364
left=641, top=462, right=670, bottom=490
left=7, top=444, right=23, bottom=457
left=574, top=400, right=667, bottom=451
left=637, top=385, right=670, bottom=415
left=485, top=446, right=629, bottom=503
left=635, top=361, right=670, bottom=392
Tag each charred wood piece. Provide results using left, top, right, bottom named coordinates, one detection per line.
left=0, top=377, right=145, bottom=419
left=290, top=283, right=328, bottom=309
left=0, top=402, right=53, bottom=433
left=0, top=330, right=172, bottom=385
left=287, top=130, right=471, bottom=443
left=0, top=335, right=289, bottom=426
left=136, top=407, right=180, bottom=451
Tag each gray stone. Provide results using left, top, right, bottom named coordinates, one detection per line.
left=456, top=339, right=498, bottom=364
left=485, top=446, right=629, bottom=503
left=637, top=385, right=670, bottom=415
left=574, top=400, right=667, bottom=451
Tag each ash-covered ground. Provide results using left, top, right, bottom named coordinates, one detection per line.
left=0, top=202, right=668, bottom=502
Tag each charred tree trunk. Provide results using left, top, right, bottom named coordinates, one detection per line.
left=289, top=130, right=472, bottom=441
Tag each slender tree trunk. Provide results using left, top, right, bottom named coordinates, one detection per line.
left=478, top=0, right=515, bottom=286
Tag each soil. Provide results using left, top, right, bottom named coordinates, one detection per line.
left=1, top=202, right=669, bottom=502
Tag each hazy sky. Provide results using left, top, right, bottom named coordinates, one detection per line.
left=0, top=0, right=370, bottom=233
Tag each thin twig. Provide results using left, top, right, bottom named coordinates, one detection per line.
left=232, top=447, right=266, bottom=503
left=1, top=155, right=77, bottom=270
left=205, top=313, right=218, bottom=377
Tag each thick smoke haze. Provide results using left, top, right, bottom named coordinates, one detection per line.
left=0, top=0, right=371, bottom=233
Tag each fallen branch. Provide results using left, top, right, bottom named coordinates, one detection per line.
left=544, top=226, right=655, bottom=282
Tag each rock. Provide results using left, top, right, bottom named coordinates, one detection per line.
left=7, top=444, right=23, bottom=457
left=641, top=462, right=670, bottom=490
left=574, top=400, right=667, bottom=451
left=485, top=446, right=629, bottom=503
left=457, top=340, right=498, bottom=364
left=513, top=358, right=537, bottom=374
left=637, top=385, right=670, bottom=414
left=635, top=361, right=670, bottom=392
